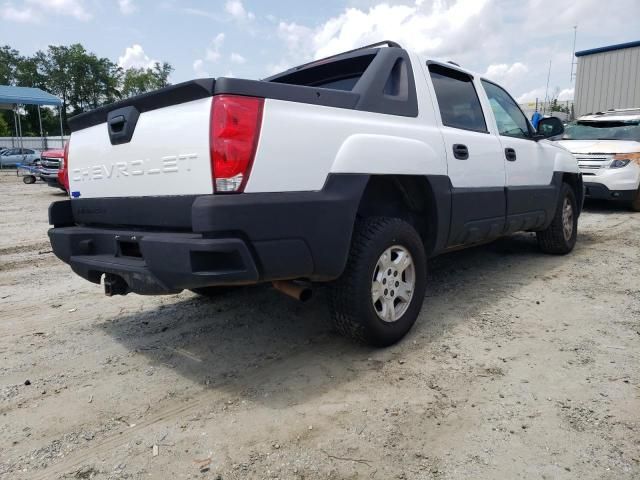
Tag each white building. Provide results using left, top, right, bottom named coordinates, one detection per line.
left=574, top=40, right=640, bottom=117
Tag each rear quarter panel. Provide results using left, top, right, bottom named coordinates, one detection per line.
left=246, top=51, right=447, bottom=193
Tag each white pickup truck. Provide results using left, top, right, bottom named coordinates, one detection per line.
left=556, top=108, right=640, bottom=211
left=49, top=41, right=582, bottom=346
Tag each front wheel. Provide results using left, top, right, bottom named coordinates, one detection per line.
left=536, top=183, right=578, bottom=254
left=328, top=217, right=427, bottom=347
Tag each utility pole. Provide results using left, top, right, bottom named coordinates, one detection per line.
left=569, top=25, right=578, bottom=83
left=543, top=60, right=552, bottom=116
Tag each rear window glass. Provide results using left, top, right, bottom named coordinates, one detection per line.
left=269, top=54, right=375, bottom=91
left=429, top=64, right=487, bottom=133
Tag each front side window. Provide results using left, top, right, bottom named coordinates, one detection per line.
left=429, top=64, right=487, bottom=133
left=482, top=80, right=531, bottom=139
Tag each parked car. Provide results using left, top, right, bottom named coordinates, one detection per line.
left=0, top=147, right=40, bottom=167
left=39, top=148, right=66, bottom=191
left=555, top=108, right=640, bottom=210
left=48, top=41, right=582, bottom=346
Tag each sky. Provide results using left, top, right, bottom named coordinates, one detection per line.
left=1, top=0, right=639, bottom=103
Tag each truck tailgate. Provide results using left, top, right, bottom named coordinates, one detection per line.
left=68, top=97, right=213, bottom=199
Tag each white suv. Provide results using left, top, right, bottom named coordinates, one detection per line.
left=557, top=108, right=640, bottom=210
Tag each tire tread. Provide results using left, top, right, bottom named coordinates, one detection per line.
left=537, top=183, right=577, bottom=255
left=328, top=216, right=425, bottom=345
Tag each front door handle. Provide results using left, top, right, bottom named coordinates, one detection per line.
left=505, top=147, right=517, bottom=161
left=452, top=144, right=469, bottom=160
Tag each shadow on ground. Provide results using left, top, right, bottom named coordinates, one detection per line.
left=100, top=231, right=572, bottom=408
left=583, top=198, right=637, bottom=214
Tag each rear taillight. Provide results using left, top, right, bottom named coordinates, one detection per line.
left=59, top=141, right=69, bottom=193
left=210, top=94, right=264, bottom=193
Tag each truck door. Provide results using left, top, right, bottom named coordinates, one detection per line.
left=479, top=80, right=557, bottom=232
left=427, top=64, right=506, bottom=247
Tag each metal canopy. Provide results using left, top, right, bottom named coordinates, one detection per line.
left=0, top=86, right=64, bottom=166
left=0, top=85, right=62, bottom=108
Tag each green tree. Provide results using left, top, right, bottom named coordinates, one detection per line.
left=121, top=62, right=174, bottom=97
left=0, top=45, right=21, bottom=85
left=0, top=43, right=173, bottom=134
left=0, top=114, right=11, bottom=136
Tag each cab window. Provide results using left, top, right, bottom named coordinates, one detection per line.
left=482, top=80, right=531, bottom=139
left=428, top=64, right=487, bottom=133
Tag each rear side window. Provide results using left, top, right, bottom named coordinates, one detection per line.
left=428, top=64, right=487, bottom=133
left=270, top=54, right=376, bottom=91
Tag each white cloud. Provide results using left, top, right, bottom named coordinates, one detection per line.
left=225, top=0, right=254, bottom=21
left=118, top=44, right=157, bottom=70
left=193, top=59, right=210, bottom=77
left=557, top=88, right=574, bottom=101
left=517, top=86, right=574, bottom=104
left=28, top=0, right=91, bottom=20
left=268, top=0, right=640, bottom=103
left=516, top=88, right=547, bottom=103
left=181, top=7, right=223, bottom=21
left=482, top=63, right=528, bottom=89
left=192, top=33, right=226, bottom=77
left=117, top=0, right=136, bottom=15
left=1, top=0, right=91, bottom=22
left=278, top=21, right=313, bottom=52
left=0, top=4, right=37, bottom=22
left=230, top=52, right=246, bottom=64
left=205, top=33, right=225, bottom=63
left=311, top=0, right=490, bottom=60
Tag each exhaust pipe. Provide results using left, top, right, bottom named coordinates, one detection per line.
left=104, top=273, right=130, bottom=296
left=272, top=280, right=313, bottom=302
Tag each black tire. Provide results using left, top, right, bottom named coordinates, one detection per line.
left=629, top=187, right=640, bottom=212
left=536, top=183, right=578, bottom=254
left=190, top=286, right=235, bottom=298
left=23, top=175, right=36, bottom=184
left=328, top=217, right=427, bottom=347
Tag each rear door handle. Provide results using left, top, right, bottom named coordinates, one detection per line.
left=505, top=148, right=517, bottom=161
left=452, top=144, right=469, bottom=160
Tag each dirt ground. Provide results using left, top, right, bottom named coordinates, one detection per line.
left=0, top=170, right=638, bottom=480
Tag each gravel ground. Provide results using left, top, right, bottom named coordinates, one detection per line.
left=1, top=170, right=639, bottom=480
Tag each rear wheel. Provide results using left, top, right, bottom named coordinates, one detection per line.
left=328, top=217, right=427, bottom=347
left=23, top=175, right=36, bottom=184
left=537, top=183, right=578, bottom=254
left=630, top=187, right=640, bottom=212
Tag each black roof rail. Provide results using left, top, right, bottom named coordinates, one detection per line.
left=292, top=40, right=403, bottom=72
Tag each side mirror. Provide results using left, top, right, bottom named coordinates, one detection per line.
left=535, top=116, right=564, bottom=140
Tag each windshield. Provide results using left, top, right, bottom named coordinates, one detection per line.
left=562, top=120, right=640, bottom=141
